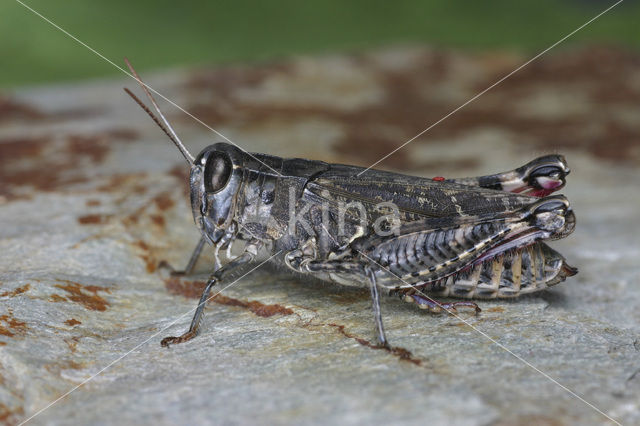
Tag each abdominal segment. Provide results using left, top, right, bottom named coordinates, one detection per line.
left=400, top=242, right=577, bottom=299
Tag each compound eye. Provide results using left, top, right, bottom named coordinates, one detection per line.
left=204, top=152, right=232, bottom=193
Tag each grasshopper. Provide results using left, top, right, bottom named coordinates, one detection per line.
left=124, top=61, right=576, bottom=348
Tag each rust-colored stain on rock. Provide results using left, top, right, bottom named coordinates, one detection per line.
left=213, top=294, right=294, bottom=317
left=65, top=134, right=110, bottom=164
left=53, top=280, right=111, bottom=311
left=77, top=214, right=112, bottom=225
left=96, top=173, right=147, bottom=193
left=0, top=311, right=28, bottom=337
left=134, top=240, right=157, bottom=273
left=327, top=289, right=368, bottom=306
left=164, top=277, right=293, bottom=317
left=64, top=336, right=80, bottom=353
left=150, top=214, right=166, bottom=227
left=168, top=165, right=188, bottom=181
left=63, top=129, right=138, bottom=165
left=183, top=46, right=640, bottom=167
left=0, top=284, right=30, bottom=298
left=64, top=318, right=82, bottom=326
left=49, top=294, right=66, bottom=303
left=0, top=402, right=25, bottom=426
left=165, top=277, right=423, bottom=365
left=0, top=95, right=43, bottom=121
left=153, top=192, right=175, bottom=211
left=167, top=165, right=190, bottom=196
left=0, top=129, right=139, bottom=201
left=164, top=277, right=207, bottom=299
left=327, top=322, right=422, bottom=366
left=44, top=359, right=83, bottom=374
left=0, top=137, right=47, bottom=158
left=102, top=128, right=139, bottom=141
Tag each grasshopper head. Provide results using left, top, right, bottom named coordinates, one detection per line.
left=122, top=63, right=245, bottom=245
left=191, top=143, right=245, bottom=244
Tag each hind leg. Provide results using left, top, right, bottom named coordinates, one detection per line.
left=445, top=154, right=569, bottom=197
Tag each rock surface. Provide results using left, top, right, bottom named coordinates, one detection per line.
left=1, top=46, right=640, bottom=425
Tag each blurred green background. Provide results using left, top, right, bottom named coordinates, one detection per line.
left=2, top=0, right=637, bottom=88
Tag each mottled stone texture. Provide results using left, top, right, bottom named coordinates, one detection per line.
left=1, top=46, right=640, bottom=425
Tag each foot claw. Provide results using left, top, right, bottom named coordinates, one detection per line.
left=161, top=331, right=196, bottom=347
left=160, top=336, right=176, bottom=347
left=375, top=339, right=390, bottom=350
left=158, top=260, right=189, bottom=277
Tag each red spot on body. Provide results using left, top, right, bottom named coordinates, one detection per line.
left=432, top=176, right=445, bottom=181
left=528, top=188, right=554, bottom=198
left=65, top=318, right=81, bottom=326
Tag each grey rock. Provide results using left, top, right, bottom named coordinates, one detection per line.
left=1, top=46, right=640, bottom=425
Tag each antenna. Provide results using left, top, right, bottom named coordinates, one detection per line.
left=123, top=57, right=195, bottom=164
left=124, top=88, right=189, bottom=159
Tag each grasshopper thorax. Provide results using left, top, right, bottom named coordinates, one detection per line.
left=191, top=143, right=245, bottom=244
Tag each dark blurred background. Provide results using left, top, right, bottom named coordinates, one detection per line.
left=2, top=0, right=638, bottom=88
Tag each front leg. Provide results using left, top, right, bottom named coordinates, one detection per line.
left=158, top=235, right=207, bottom=277
left=161, top=240, right=261, bottom=347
